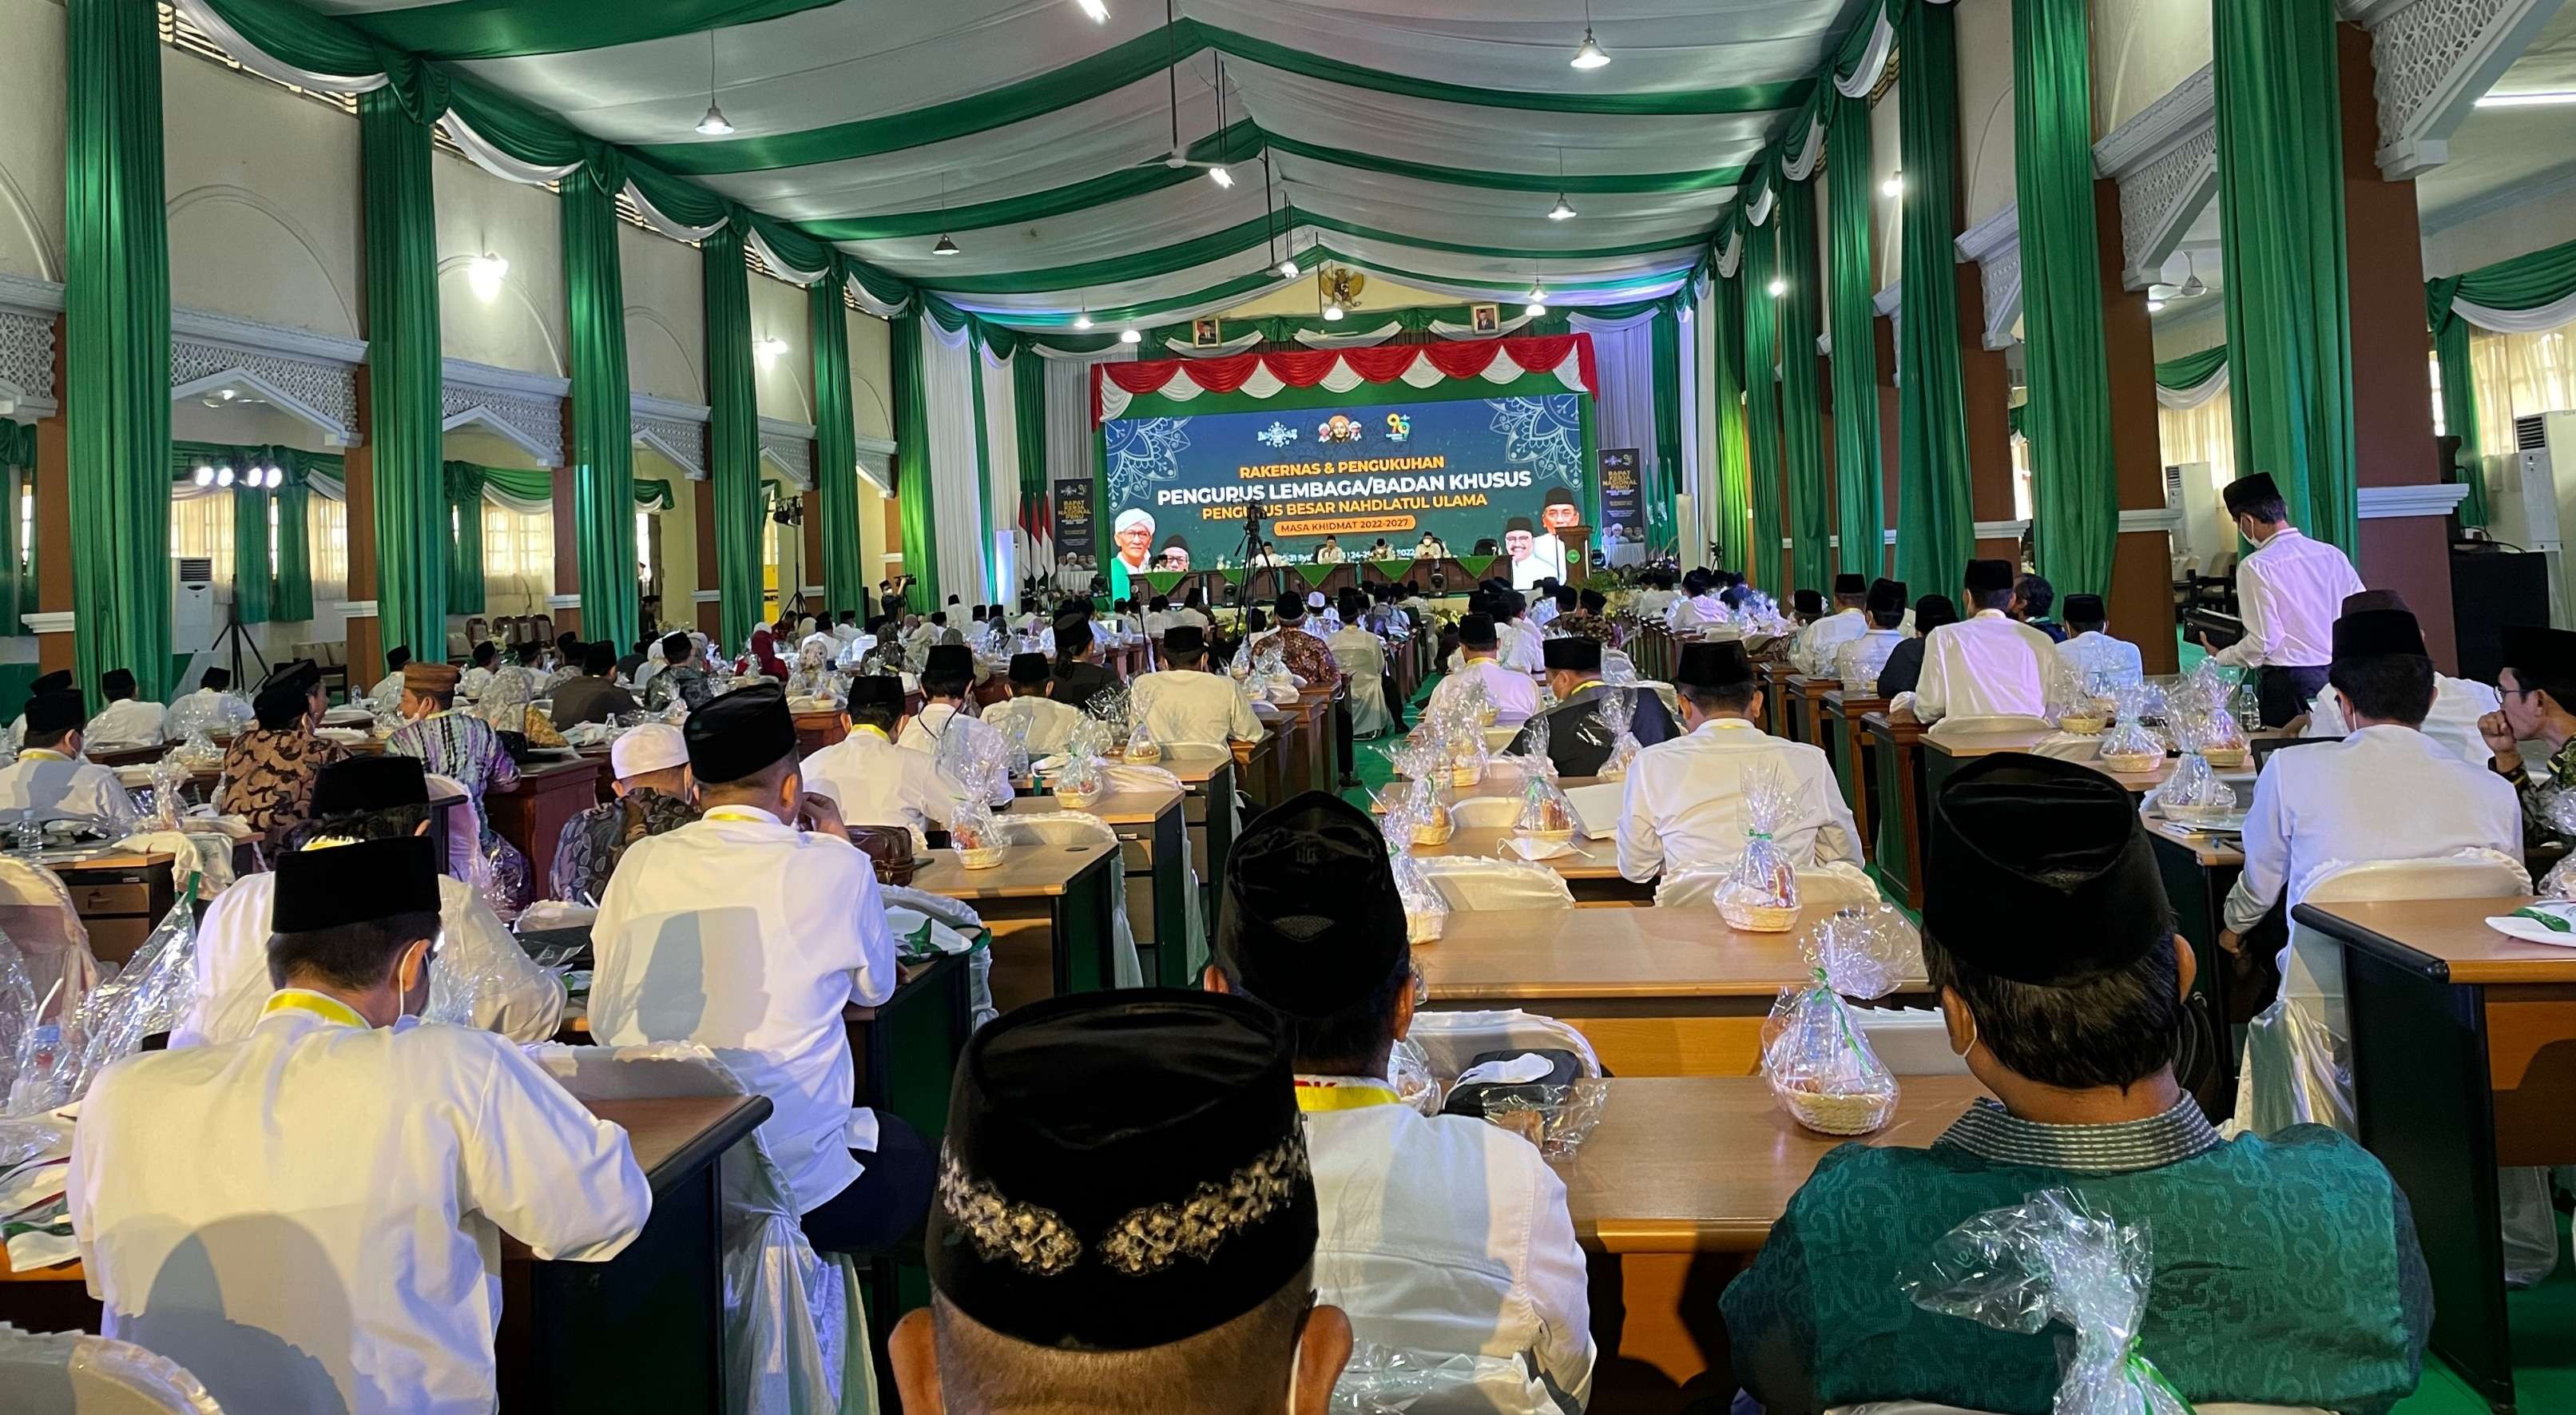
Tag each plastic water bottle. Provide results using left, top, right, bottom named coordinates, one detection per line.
left=7, top=1023, right=64, bottom=1114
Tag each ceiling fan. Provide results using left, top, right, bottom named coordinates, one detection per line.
left=1141, top=0, right=1236, bottom=183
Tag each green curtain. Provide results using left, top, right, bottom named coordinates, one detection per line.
left=1777, top=185, right=1830, bottom=590
left=359, top=87, right=450, bottom=670
left=231, top=484, right=274, bottom=626
left=443, top=462, right=486, bottom=615
left=2215, top=0, right=2358, bottom=552
left=65, top=0, right=173, bottom=705
left=2016, top=0, right=2118, bottom=598
left=1893, top=0, right=1976, bottom=598
left=891, top=312, right=939, bottom=610
left=563, top=162, right=639, bottom=649
left=1827, top=90, right=1884, bottom=580
left=1649, top=305, right=1685, bottom=558
left=0, top=423, right=30, bottom=634
left=1013, top=348, right=1049, bottom=586
left=2156, top=346, right=2229, bottom=392
left=1742, top=225, right=1784, bottom=591
left=703, top=225, right=763, bottom=650
left=273, top=471, right=313, bottom=622
left=810, top=260, right=867, bottom=614
left=2423, top=236, right=2576, bottom=529
left=1712, top=272, right=1752, bottom=571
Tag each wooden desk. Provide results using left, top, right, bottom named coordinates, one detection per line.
left=46, top=849, right=177, bottom=964
left=1756, top=662, right=1798, bottom=740
left=845, top=951, right=975, bottom=1152
left=1419, top=906, right=1931, bottom=1075
left=1784, top=676, right=1836, bottom=753
left=484, top=757, right=605, bottom=895
left=1161, top=745, right=1240, bottom=910
left=1820, top=691, right=1887, bottom=860
left=1236, top=720, right=1292, bottom=813
left=1290, top=687, right=1336, bottom=795
left=1562, top=1075, right=1983, bottom=1407
left=1009, top=784, right=1194, bottom=987
left=792, top=708, right=846, bottom=759
left=2291, top=896, right=2576, bottom=1413
left=913, top=839, right=1121, bottom=1015
left=1407, top=825, right=1653, bottom=905
left=1861, top=711, right=1928, bottom=909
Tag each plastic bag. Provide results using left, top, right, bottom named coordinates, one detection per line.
left=166, top=690, right=252, bottom=741
left=1594, top=688, right=1643, bottom=780
left=1330, top=1342, right=1554, bottom=1413
left=1514, top=770, right=1578, bottom=841
left=1122, top=714, right=1163, bottom=765
left=1390, top=845, right=1449, bottom=942
left=1716, top=761, right=1803, bottom=932
left=1396, top=773, right=1454, bottom=851
left=1900, top=1188, right=2192, bottom=1415
left=1760, top=904, right=1914, bottom=1135
left=1475, top=1078, right=1608, bottom=1159
left=167, top=729, right=224, bottom=769
left=1445, top=721, right=1490, bottom=789
left=8, top=878, right=201, bottom=1115
left=1387, top=1037, right=1443, bottom=1117
left=2155, top=749, right=2235, bottom=821
left=0, top=934, right=34, bottom=1105
left=1515, top=711, right=1555, bottom=779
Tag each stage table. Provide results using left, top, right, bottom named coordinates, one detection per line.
left=1407, top=825, right=1653, bottom=905
left=1418, top=904, right=1931, bottom=1076
left=1564, top=1075, right=1984, bottom=1409
left=912, top=837, right=1121, bottom=1016
left=2288, top=895, right=2576, bottom=1413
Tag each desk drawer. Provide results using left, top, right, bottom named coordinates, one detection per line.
left=84, top=917, right=153, bottom=967
left=65, top=880, right=152, bottom=916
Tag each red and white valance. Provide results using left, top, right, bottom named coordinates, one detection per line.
left=1093, top=334, right=1598, bottom=424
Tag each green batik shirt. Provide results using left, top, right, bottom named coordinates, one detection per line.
left=2505, top=737, right=2576, bottom=849
left=1720, top=1098, right=2433, bottom=1415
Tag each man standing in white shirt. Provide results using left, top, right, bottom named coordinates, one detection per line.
left=1618, top=642, right=1860, bottom=883
left=899, top=643, right=1014, bottom=808
left=1429, top=614, right=1542, bottom=726
left=592, top=684, right=930, bottom=1254
left=179, top=756, right=566, bottom=1048
left=2053, top=594, right=2146, bottom=690
left=0, top=689, right=137, bottom=829
left=2201, top=472, right=2367, bottom=726
left=1832, top=578, right=1912, bottom=694
left=73, top=836, right=649, bottom=1415
left=1133, top=626, right=1263, bottom=747
left=1792, top=574, right=1871, bottom=677
left=2301, top=590, right=2499, bottom=765
left=1204, top=792, right=1594, bottom=1412
left=1910, top=559, right=2056, bottom=725
left=805, top=674, right=976, bottom=849
left=84, top=668, right=165, bottom=749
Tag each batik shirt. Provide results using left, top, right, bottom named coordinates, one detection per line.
left=1252, top=625, right=1342, bottom=693
left=2503, top=736, right=2576, bottom=849
left=216, top=727, right=351, bottom=842
left=643, top=665, right=716, bottom=713
left=387, top=711, right=521, bottom=803
left=549, top=789, right=700, bottom=904
left=1550, top=611, right=1616, bottom=646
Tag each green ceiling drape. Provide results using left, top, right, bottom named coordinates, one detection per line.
left=1893, top=0, right=1976, bottom=599
left=891, top=312, right=939, bottom=611
left=1013, top=347, right=1049, bottom=580
left=1742, top=225, right=1785, bottom=592
left=564, top=165, right=639, bottom=648
left=360, top=87, right=451, bottom=668
left=1649, top=305, right=1685, bottom=558
left=1827, top=90, right=1885, bottom=580
left=1712, top=272, right=1752, bottom=572
left=0, top=423, right=32, bottom=635
left=2215, top=0, right=2358, bottom=553
left=703, top=225, right=764, bottom=650
left=2155, top=346, right=2229, bottom=392
left=2423, top=236, right=2576, bottom=530
left=339, top=0, right=837, bottom=64
left=1778, top=185, right=1830, bottom=591
left=443, top=461, right=486, bottom=616
left=811, top=256, right=867, bottom=613
left=2016, top=0, right=2118, bottom=599
left=66, top=0, right=173, bottom=706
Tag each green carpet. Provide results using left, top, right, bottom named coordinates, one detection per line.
left=2393, top=1213, right=2575, bottom=1415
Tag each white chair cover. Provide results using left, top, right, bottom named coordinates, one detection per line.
left=1849, top=1008, right=1972, bottom=1076
left=423, top=773, right=486, bottom=884
left=0, top=1324, right=225, bottom=1414
left=1445, top=797, right=1523, bottom=830
left=1408, top=855, right=1574, bottom=912
left=998, top=812, right=1147, bottom=987
left=880, top=885, right=998, bottom=1029
left=1332, top=635, right=1394, bottom=737
left=1923, top=713, right=2055, bottom=741
left=2231, top=851, right=2559, bottom=1283
left=1406, top=1009, right=1602, bottom=1081
left=1652, top=864, right=1879, bottom=912
left=530, top=1044, right=876, bottom=1415
left=0, top=860, right=96, bottom=1023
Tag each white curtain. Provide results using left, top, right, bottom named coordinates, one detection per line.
left=1693, top=280, right=1719, bottom=563
left=1569, top=308, right=1659, bottom=503
left=170, top=492, right=236, bottom=590
left=1677, top=297, right=1703, bottom=561
left=482, top=503, right=554, bottom=615
left=922, top=318, right=990, bottom=604
left=981, top=345, right=1022, bottom=605
left=2468, top=325, right=2576, bottom=459
left=1041, top=344, right=1136, bottom=587
left=308, top=495, right=349, bottom=603
left=2157, top=390, right=2238, bottom=490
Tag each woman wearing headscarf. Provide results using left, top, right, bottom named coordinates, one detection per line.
left=744, top=626, right=789, bottom=682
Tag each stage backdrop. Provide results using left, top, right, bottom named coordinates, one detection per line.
left=1091, top=337, right=1598, bottom=593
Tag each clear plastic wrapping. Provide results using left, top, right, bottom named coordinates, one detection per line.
left=1389, top=845, right=1449, bottom=944
left=2155, top=749, right=2235, bottom=821
left=166, top=691, right=252, bottom=741
left=7, top=880, right=200, bottom=1115
left=1515, top=712, right=1555, bottom=780
left=1760, top=904, right=1916, bottom=1135
left=1594, top=688, right=1642, bottom=780
left=1899, top=1188, right=2193, bottom=1415
left=0, top=935, right=34, bottom=1105
left=1717, top=761, right=1804, bottom=932
left=1514, top=770, right=1578, bottom=841
left=1330, top=1343, right=1554, bottom=1414
left=1387, top=1036, right=1443, bottom=1116
left=1395, top=773, right=1454, bottom=850
left=1474, top=1078, right=1608, bottom=1158
left=2094, top=682, right=2167, bottom=776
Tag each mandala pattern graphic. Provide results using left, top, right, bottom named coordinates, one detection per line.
left=1487, top=395, right=1585, bottom=484
left=1256, top=420, right=1297, bottom=448
left=1105, top=417, right=1193, bottom=507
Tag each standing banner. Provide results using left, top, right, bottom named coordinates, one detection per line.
left=1598, top=448, right=1644, bottom=554
left=1054, top=478, right=1097, bottom=561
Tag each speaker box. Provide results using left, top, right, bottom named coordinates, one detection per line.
left=2451, top=546, right=2550, bottom=685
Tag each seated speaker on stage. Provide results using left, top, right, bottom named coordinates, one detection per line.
left=1721, top=753, right=2431, bottom=1415
left=1615, top=642, right=1856, bottom=883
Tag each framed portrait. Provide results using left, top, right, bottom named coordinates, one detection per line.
left=1191, top=316, right=1224, bottom=348
left=1469, top=303, right=1500, bottom=335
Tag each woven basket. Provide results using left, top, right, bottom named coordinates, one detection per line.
left=1407, top=909, right=1447, bottom=944
left=1721, top=900, right=1801, bottom=932
left=1411, top=817, right=1455, bottom=848
left=1054, top=784, right=1102, bottom=809
left=2098, top=749, right=2164, bottom=774
left=1124, top=743, right=1163, bottom=764
left=1779, top=1086, right=1893, bottom=1136
left=2199, top=745, right=2247, bottom=769
left=2056, top=714, right=2107, bottom=735
left=1451, top=763, right=1483, bottom=788
left=955, top=845, right=1006, bottom=870
left=1521, top=825, right=1575, bottom=843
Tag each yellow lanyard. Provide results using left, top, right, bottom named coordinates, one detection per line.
left=702, top=805, right=779, bottom=825
left=851, top=724, right=892, bottom=743
left=1293, top=1078, right=1403, bottom=1112
left=263, top=990, right=367, bottom=1028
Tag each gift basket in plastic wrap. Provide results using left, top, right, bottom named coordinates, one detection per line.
left=1761, top=903, right=1923, bottom=1135
left=1713, top=761, right=1803, bottom=932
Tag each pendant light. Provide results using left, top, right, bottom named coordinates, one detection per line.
left=1546, top=149, right=1576, bottom=221
left=2178, top=252, right=2207, bottom=299
left=694, top=30, right=735, bottom=136
left=931, top=173, right=959, bottom=256
left=1525, top=269, right=1548, bottom=317
left=1570, top=0, right=1610, bottom=69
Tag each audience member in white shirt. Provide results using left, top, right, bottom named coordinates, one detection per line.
left=1132, top=627, right=1264, bottom=746
left=803, top=675, right=976, bottom=849
left=979, top=654, right=1090, bottom=758
left=1665, top=574, right=1730, bottom=634
left=2300, top=590, right=2499, bottom=765
left=1832, top=579, right=1913, bottom=694
left=1429, top=614, right=1542, bottom=726
left=1910, top=558, right=2056, bottom=725
left=2052, top=594, right=2146, bottom=690
left=457, top=642, right=499, bottom=702
left=1618, top=641, right=1860, bottom=883
left=1792, top=574, right=1871, bottom=676
left=1633, top=570, right=1681, bottom=622
left=1204, top=793, right=1594, bottom=1412
left=591, top=685, right=930, bottom=1256
left=367, top=647, right=415, bottom=712
left=2201, top=472, right=2367, bottom=726
left=84, top=668, right=166, bottom=750
left=1528, top=582, right=1568, bottom=629
left=167, top=667, right=255, bottom=740
left=897, top=644, right=1014, bottom=809
left=0, top=690, right=138, bottom=830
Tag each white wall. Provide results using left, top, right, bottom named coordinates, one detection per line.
left=634, top=448, right=697, bottom=626
left=749, top=274, right=811, bottom=424
left=1956, top=0, right=2020, bottom=229
left=621, top=222, right=705, bottom=404
left=2423, top=185, right=2576, bottom=278
left=0, top=0, right=65, bottom=283
left=2091, top=0, right=2212, bottom=139
left=850, top=307, right=894, bottom=442
left=1871, top=84, right=1903, bottom=293
left=434, top=154, right=564, bottom=376
left=2152, top=304, right=2228, bottom=362
left=162, top=50, right=361, bottom=340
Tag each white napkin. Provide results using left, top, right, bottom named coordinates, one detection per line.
left=2484, top=903, right=2576, bottom=948
left=1456, top=1053, right=1554, bottom=1087
left=1506, top=836, right=1574, bottom=862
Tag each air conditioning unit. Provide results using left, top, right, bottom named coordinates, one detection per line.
left=172, top=556, right=216, bottom=654
left=2499, top=412, right=2576, bottom=628
left=2165, top=462, right=2230, bottom=568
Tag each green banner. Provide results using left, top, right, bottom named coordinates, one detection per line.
left=1143, top=570, right=1189, bottom=596
left=1218, top=566, right=1247, bottom=586
left=1455, top=554, right=1498, bottom=582
left=1296, top=563, right=1335, bottom=590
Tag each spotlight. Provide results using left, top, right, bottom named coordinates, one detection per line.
left=1322, top=301, right=1344, bottom=322
left=754, top=336, right=790, bottom=368
left=1076, top=0, right=1109, bottom=19
left=1278, top=256, right=1299, bottom=277
left=1881, top=170, right=1904, bottom=200
left=1120, top=328, right=1142, bottom=344
left=193, top=465, right=213, bottom=487
left=467, top=252, right=509, bottom=303
left=215, top=465, right=235, bottom=487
